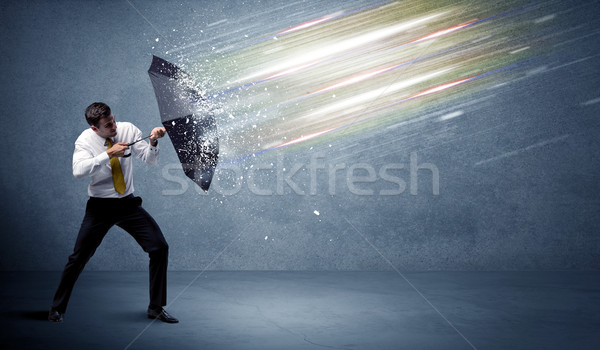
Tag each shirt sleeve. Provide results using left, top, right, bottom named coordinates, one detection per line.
left=131, top=126, right=160, bottom=165
left=72, top=140, right=110, bottom=179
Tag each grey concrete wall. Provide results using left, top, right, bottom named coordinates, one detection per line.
left=1, top=0, right=598, bottom=271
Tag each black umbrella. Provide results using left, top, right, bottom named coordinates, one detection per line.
left=148, top=55, right=218, bottom=191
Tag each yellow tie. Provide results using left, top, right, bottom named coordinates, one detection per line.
left=106, top=138, right=126, bottom=194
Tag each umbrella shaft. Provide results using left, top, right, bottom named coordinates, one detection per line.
left=127, top=135, right=152, bottom=146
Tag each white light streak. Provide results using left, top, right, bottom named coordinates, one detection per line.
left=237, top=13, right=444, bottom=83
left=440, top=110, right=464, bottom=120
left=300, top=68, right=452, bottom=121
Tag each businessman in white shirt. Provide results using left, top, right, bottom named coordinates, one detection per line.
left=49, top=102, right=178, bottom=323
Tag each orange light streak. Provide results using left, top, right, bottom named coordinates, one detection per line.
left=408, top=20, right=477, bottom=44
left=309, top=65, right=397, bottom=95
left=276, top=12, right=342, bottom=35
left=409, top=77, right=473, bottom=99
left=272, top=127, right=337, bottom=149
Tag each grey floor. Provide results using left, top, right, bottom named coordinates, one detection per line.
left=1, top=271, right=599, bottom=350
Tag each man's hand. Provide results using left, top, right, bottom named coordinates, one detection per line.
left=150, top=127, right=166, bottom=140
left=149, top=127, right=166, bottom=147
left=107, top=142, right=129, bottom=158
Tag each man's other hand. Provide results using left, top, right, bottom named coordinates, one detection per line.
left=150, top=127, right=166, bottom=140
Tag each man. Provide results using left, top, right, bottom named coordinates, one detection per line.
left=48, top=102, right=178, bottom=323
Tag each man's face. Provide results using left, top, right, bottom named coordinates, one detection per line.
left=92, top=114, right=117, bottom=139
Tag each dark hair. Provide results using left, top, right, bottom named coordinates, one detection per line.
left=85, top=102, right=111, bottom=127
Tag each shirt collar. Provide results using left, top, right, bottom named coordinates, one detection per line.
left=91, top=130, right=117, bottom=146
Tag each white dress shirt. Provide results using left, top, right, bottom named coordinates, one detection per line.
left=72, top=122, right=159, bottom=198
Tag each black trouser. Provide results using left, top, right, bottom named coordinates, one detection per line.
left=51, top=195, right=169, bottom=313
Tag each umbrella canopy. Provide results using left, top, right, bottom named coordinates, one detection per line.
left=148, top=55, right=218, bottom=191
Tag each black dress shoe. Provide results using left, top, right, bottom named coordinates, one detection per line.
left=147, top=307, right=179, bottom=323
left=48, top=308, right=63, bottom=323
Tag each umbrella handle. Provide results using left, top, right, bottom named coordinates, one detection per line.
left=122, top=134, right=152, bottom=157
